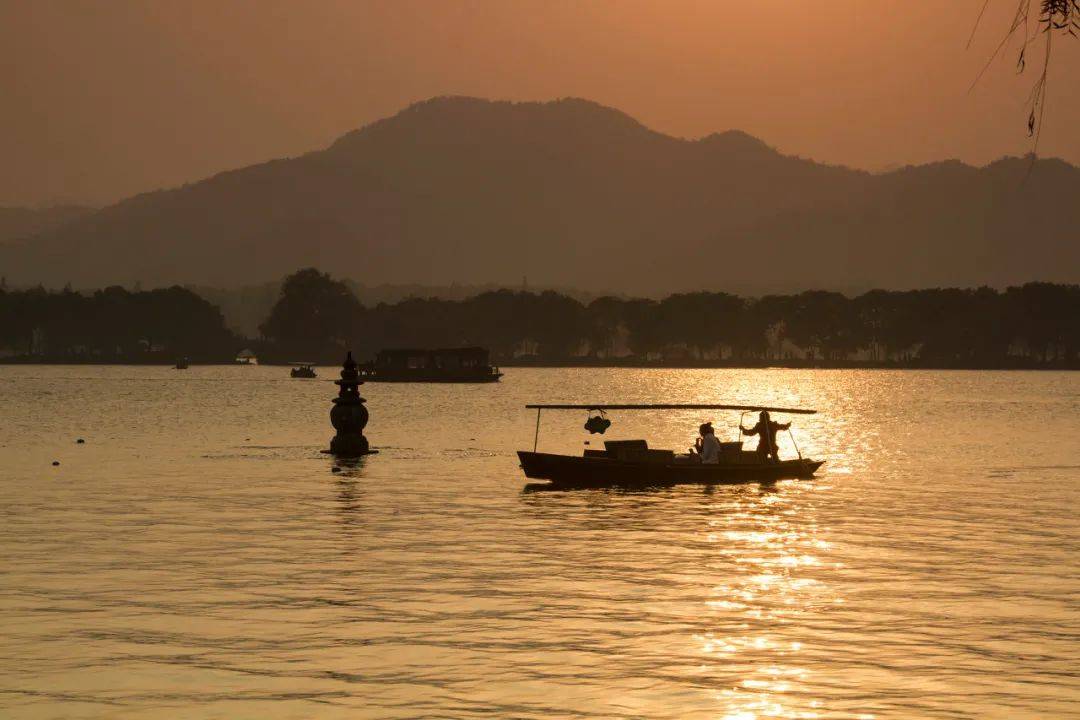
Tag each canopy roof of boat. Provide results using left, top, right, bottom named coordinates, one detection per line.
left=525, top=403, right=817, bottom=415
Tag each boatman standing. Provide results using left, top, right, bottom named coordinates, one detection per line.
left=694, top=422, right=721, bottom=464
left=741, top=410, right=790, bottom=463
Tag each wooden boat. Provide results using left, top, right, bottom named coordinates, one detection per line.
left=519, top=403, right=824, bottom=489
left=290, top=363, right=317, bottom=378
left=360, top=347, right=502, bottom=383
left=519, top=446, right=824, bottom=488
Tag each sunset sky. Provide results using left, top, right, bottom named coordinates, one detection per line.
left=3, top=0, right=1078, bottom=207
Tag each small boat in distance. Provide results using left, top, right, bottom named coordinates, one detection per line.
left=174, top=358, right=189, bottom=370
left=235, top=349, right=257, bottom=365
left=360, top=347, right=502, bottom=383
left=290, top=363, right=317, bottom=379
left=518, top=403, right=824, bottom=489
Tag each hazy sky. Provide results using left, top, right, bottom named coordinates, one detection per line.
left=2, top=0, right=1078, bottom=207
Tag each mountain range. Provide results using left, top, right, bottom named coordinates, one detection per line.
left=1, top=96, right=1077, bottom=295
left=0, top=205, right=94, bottom=246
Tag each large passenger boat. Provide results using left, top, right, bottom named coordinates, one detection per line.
left=359, top=347, right=502, bottom=383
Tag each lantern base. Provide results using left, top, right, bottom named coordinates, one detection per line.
left=324, top=434, right=375, bottom=457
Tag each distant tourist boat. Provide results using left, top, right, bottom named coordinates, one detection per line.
left=360, top=347, right=502, bottom=383
left=290, top=363, right=317, bottom=378
left=518, top=403, right=824, bottom=489
left=235, top=349, right=257, bottom=365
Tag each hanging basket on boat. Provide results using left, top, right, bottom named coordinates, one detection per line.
left=583, top=409, right=612, bottom=435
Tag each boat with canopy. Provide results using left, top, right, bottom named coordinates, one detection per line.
left=518, top=403, right=824, bottom=489
left=290, top=363, right=317, bottom=379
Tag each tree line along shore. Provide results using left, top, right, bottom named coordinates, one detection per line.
left=1, top=269, right=1077, bottom=369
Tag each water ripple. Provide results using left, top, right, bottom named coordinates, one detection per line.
left=1, top=367, right=1077, bottom=719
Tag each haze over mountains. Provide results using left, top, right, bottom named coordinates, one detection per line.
left=1, top=97, right=1077, bottom=296
left=0, top=206, right=94, bottom=245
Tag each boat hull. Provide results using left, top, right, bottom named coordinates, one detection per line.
left=518, top=451, right=824, bottom=488
left=359, top=371, right=502, bottom=383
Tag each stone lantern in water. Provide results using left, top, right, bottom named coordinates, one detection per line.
left=327, top=351, right=375, bottom=456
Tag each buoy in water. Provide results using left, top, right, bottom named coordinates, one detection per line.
left=331, top=466, right=341, bottom=473
left=76, top=438, right=85, bottom=444
left=52, top=461, right=60, bottom=466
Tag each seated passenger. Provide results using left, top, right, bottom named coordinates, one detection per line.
left=693, top=422, right=721, bottom=464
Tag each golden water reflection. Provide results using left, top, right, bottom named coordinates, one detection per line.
left=3, top=367, right=1077, bottom=718
left=698, top=482, right=843, bottom=719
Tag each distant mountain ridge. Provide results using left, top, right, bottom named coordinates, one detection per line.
left=1, top=96, right=1076, bottom=294
left=0, top=205, right=95, bottom=245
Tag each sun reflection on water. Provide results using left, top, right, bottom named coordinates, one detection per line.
left=695, top=476, right=839, bottom=719
left=1, top=366, right=1077, bottom=719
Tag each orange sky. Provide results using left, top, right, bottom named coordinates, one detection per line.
left=2, top=0, right=1077, bottom=206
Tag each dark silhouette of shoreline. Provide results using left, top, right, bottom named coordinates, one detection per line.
left=8, top=268, right=1075, bottom=370
left=253, top=270, right=1078, bottom=370
left=0, top=284, right=239, bottom=364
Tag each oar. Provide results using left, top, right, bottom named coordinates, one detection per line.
left=788, top=428, right=802, bottom=460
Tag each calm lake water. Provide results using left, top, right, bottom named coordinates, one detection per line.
left=1, top=366, right=1077, bottom=719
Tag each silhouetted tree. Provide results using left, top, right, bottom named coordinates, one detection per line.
left=525, top=291, right=588, bottom=358
left=585, top=296, right=628, bottom=357
left=463, top=290, right=531, bottom=357
left=7, top=273, right=1078, bottom=369
left=0, top=284, right=236, bottom=361
left=782, top=291, right=859, bottom=361
left=259, top=268, right=364, bottom=361
left=1006, top=281, right=1080, bottom=361
left=622, top=299, right=664, bottom=357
